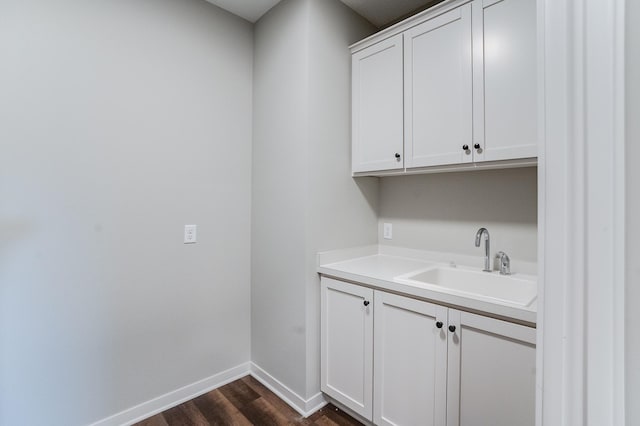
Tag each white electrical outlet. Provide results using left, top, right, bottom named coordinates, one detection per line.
left=184, top=224, right=197, bottom=244
left=383, top=222, right=393, bottom=240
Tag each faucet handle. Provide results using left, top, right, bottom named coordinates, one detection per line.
left=496, top=251, right=511, bottom=275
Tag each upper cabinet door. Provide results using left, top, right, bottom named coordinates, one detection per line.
left=352, top=34, right=404, bottom=173
left=473, top=0, right=538, bottom=162
left=405, top=5, right=473, bottom=168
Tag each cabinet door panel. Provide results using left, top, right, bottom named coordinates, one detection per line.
left=447, top=309, right=536, bottom=426
left=321, top=278, right=374, bottom=420
left=374, top=291, right=448, bottom=426
left=474, top=0, right=538, bottom=162
left=405, top=5, right=473, bottom=168
left=352, top=34, right=404, bottom=173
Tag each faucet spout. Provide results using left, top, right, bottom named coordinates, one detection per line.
left=475, top=228, right=491, bottom=272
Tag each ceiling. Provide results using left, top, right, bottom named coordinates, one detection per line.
left=205, top=0, right=438, bottom=28
left=205, top=0, right=282, bottom=23
left=339, top=0, right=440, bottom=27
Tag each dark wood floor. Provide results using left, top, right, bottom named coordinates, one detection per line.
left=134, top=375, right=362, bottom=426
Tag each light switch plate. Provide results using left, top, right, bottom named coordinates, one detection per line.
left=184, top=224, right=197, bottom=244
left=383, top=222, right=392, bottom=240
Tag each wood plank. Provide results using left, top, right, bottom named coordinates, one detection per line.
left=318, top=405, right=363, bottom=426
left=177, top=401, right=210, bottom=425
left=134, top=414, right=169, bottom=426
left=237, top=396, right=292, bottom=426
left=311, top=416, right=340, bottom=426
left=192, top=389, right=252, bottom=426
left=161, top=406, right=193, bottom=426
left=132, top=377, right=361, bottom=426
left=218, top=377, right=261, bottom=410
left=240, top=376, right=305, bottom=421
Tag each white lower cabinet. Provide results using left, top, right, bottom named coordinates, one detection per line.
left=320, top=277, right=374, bottom=420
left=446, top=309, right=536, bottom=426
left=320, top=277, right=536, bottom=426
left=374, top=291, right=448, bottom=426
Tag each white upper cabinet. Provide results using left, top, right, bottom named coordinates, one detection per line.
left=352, top=34, right=404, bottom=173
left=351, top=0, right=538, bottom=175
left=474, top=0, right=538, bottom=162
left=405, top=4, right=473, bottom=168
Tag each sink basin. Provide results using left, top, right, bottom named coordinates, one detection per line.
left=395, top=266, right=537, bottom=307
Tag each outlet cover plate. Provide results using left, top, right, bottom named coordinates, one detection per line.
left=184, top=225, right=197, bottom=244
left=383, top=223, right=392, bottom=240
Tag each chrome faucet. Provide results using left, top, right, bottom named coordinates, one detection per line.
left=475, top=228, right=491, bottom=272
left=496, top=251, right=511, bottom=275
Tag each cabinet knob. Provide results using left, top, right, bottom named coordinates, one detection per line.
left=448, top=325, right=456, bottom=333
left=436, top=321, right=443, bottom=329
left=395, top=153, right=401, bottom=159
left=363, top=300, right=370, bottom=306
left=462, top=144, right=469, bottom=151
left=474, top=143, right=481, bottom=150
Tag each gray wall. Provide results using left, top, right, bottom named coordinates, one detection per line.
left=306, top=0, right=379, bottom=397
left=626, top=0, right=639, bottom=422
left=0, top=1, right=253, bottom=425
left=251, top=0, right=309, bottom=397
left=252, top=0, right=377, bottom=400
left=0, top=0, right=545, bottom=423
left=378, top=168, right=538, bottom=265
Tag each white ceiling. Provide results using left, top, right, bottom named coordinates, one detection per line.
left=205, top=0, right=437, bottom=27
left=205, top=0, right=282, bottom=23
left=339, top=0, right=437, bottom=27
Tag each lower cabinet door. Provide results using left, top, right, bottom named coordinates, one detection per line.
left=373, top=291, right=449, bottom=426
left=446, top=309, right=536, bottom=426
left=321, top=277, right=374, bottom=420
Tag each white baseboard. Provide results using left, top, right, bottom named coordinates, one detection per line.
left=89, top=362, right=251, bottom=426
left=88, top=361, right=326, bottom=425
left=249, top=362, right=327, bottom=417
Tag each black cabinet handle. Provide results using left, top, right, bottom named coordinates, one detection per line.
left=462, top=144, right=469, bottom=150
left=436, top=321, right=443, bottom=329
left=363, top=300, right=370, bottom=306
left=448, top=325, right=456, bottom=333
left=395, top=153, right=401, bottom=159
left=474, top=143, right=481, bottom=149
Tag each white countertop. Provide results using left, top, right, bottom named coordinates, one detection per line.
left=317, top=245, right=537, bottom=325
